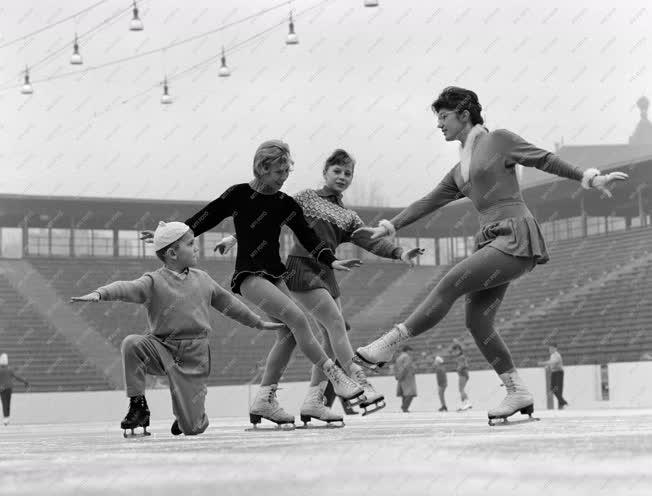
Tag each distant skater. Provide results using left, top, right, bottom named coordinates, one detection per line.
left=0, top=353, right=30, bottom=426
left=539, top=343, right=568, bottom=409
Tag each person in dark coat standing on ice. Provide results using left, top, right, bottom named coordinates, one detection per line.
left=395, top=345, right=417, bottom=412
left=0, top=353, right=30, bottom=426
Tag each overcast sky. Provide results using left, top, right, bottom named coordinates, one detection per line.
left=2, top=0, right=651, bottom=206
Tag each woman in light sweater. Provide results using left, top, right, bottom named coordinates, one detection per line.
left=354, top=86, right=628, bottom=424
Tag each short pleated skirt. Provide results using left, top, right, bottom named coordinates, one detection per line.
left=231, top=264, right=290, bottom=295
left=475, top=202, right=550, bottom=264
left=285, top=255, right=340, bottom=299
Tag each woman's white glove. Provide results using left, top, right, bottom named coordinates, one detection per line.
left=582, top=168, right=628, bottom=198
left=590, top=171, right=629, bottom=198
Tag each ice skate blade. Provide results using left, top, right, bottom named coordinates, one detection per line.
left=360, top=400, right=386, bottom=417
left=344, top=393, right=365, bottom=407
left=244, top=423, right=296, bottom=432
left=339, top=388, right=365, bottom=403
left=488, top=416, right=541, bottom=426
left=245, top=414, right=296, bottom=432
left=353, top=352, right=385, bottom=371
left=296, top=419, right=345, bottom=429
left=122, top=427, right=151, bottom=438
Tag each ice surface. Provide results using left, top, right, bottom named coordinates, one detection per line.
left=1, top=409, right=651, bottom=496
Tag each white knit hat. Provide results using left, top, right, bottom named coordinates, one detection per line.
left=153, top=221, right=190, bottom=252
left=0, top=353, right=7, bottom=366
left=434, top=356, right=444, bottom=365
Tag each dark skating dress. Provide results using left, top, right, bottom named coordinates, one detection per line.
left=184, top=183, right=337, bottom=295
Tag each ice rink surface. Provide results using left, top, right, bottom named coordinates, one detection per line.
left=1, top=409, right=651, bottom=496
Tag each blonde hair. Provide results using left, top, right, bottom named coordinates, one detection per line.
left=252, top=139, right=292, bottom=178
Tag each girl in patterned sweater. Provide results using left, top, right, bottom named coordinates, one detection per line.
left=217, top=149, right=423, bottom=423
left=354, top=86, right=628, bottom=424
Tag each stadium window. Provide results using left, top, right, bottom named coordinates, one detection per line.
left=50, top=229, right=71, bottom=256
left=608, top=217, right=626, bottom=233
left=438, top=237, right=452, bottom=265
left=0, top=228, right=23, bottom=258
left=91, top=230, right=114, bottom=257
left=118, top=230, right=143, bottom=257
left=143, top=240, right=156, bottom=258
left=587, top=217, right=605, bottom=236
left=568, top=217, right=583, bottom=238
left=27, top=228, right=49, bottom=256
left=454, top=236, right=466, bottom=260
left=418, top=238, right=436, bottom=266
left=74, top=229, right=92, bottom=256
left=554, top=219, right=567, bottom=241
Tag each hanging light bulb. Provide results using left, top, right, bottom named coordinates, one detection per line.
left=130, top=0, right=144, bottom=31
left=286, top=12, right=298, bottom=45
left=70, top=34, right=83, bottom=65
left=21, top=66, right=33, bottom=95
left=160, top=77, right=172, bottom=104
left=364, top=0, right=379, bottom=7
left=218, top=47, right=230, bottom=77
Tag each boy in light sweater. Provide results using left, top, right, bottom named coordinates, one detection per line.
left=71, top=221, right=284, bottom=436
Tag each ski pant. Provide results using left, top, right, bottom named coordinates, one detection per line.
left=404, top=247, right=535, bottom=375
left=550, top=370, right=567, bottom=407
left=0, top=388, right=11, bottom=417
left=121, top=334, right=210, bottom=435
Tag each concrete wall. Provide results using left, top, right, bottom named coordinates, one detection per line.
left=9, top=362, right=652, bottom=425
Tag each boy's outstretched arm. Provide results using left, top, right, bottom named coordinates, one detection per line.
left=71, top=275, right=153, bottom=304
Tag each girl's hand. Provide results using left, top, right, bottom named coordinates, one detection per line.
left=331, top=259, right=363, bottom=272
left=400, top=247, right=425, bottom=267
left=70, top=292, right=100, bottom=302
left=352, top=226, right=388, bottom=240
left=214, top=235, right=237, bottom=255
left=140, top=230, right=155, bottom=243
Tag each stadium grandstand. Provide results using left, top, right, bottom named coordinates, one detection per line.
left=2, top=97, right=652, bottom=392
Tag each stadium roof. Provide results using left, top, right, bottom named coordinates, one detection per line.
left=1, top=158, right=650, bottom=238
